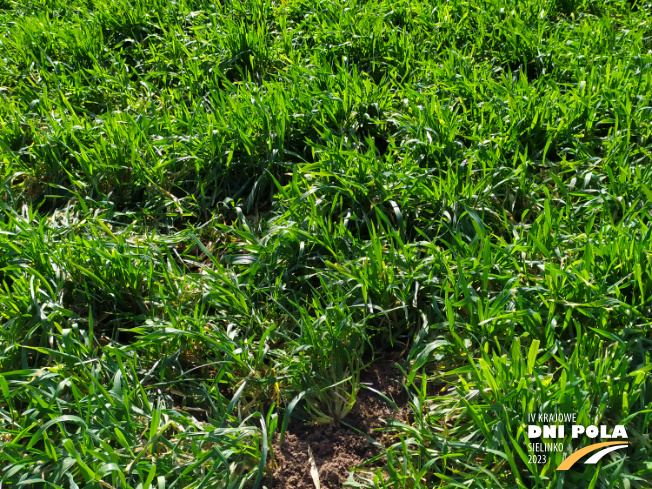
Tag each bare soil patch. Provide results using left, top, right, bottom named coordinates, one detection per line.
left=267, top=357, right=408, bottom=488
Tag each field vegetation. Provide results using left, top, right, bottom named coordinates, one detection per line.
left=1, top=0, right=651, bottom=487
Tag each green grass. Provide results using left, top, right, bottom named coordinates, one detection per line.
left=1, top=0, right=652, bottom=487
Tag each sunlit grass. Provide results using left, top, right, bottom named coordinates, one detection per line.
left=1, top=0, right=651, bottom=487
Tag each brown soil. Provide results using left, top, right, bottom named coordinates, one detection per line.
left=266, top=357, right=408, bottom=488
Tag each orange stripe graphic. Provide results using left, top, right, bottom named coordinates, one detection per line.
left=557, top=441, right=628, bottom=470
